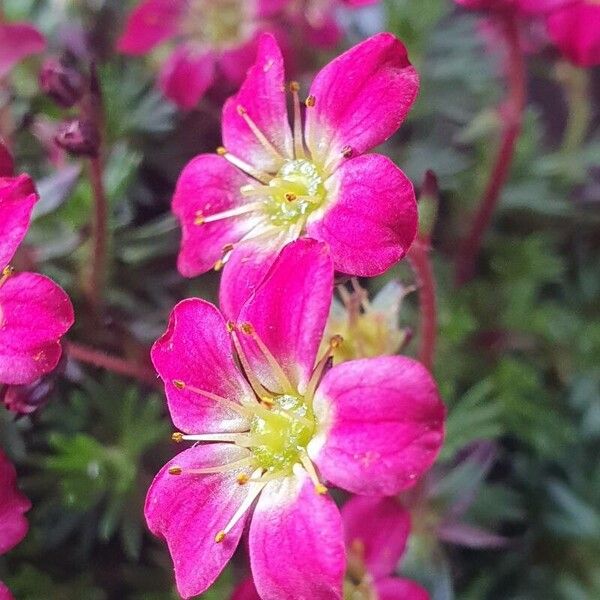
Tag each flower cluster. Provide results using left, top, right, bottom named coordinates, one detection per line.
left=147, top=32, right=444, bottom=600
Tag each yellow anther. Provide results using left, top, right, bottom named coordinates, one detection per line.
left=284, top=192, right=297, bottom=202
left=215, top=531, right=226, bottom=543
left=315, top=483, right=328, bottom=495
left=214, top=259, right=224, bottom=272
left=305, top=95, right=316, bottom=108
left=168, top=466, right=183, bottom=475
left=216, top=146, right=227, bottom=155
left=172, top=380, right=186, bottom=390
left=289, top=81, right=300, bottom=92
left=330, top=335, right=344, bottom=349
left=236, top=473, right=250, bottom=485
left=240, top=322, right=255, bottom=335
left=2, top=266, right=15, bottom=277
left=237, top=105, right=247, bottom=116
left=171, top=432, right=184, bottom=443
left=260, top=396, right=274, bottom=405
left=226, top=320, right=236, bottom=333
left=341, top=145, right=353, bottom=158
left=222, top=243, right=235, bottom=253
left=194, top=212, right=204, bottom=225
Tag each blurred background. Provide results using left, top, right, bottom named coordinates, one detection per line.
left=0, top=0, right=599, bottom=598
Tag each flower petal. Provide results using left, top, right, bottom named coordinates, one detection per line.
left=304, top=33, right=419, bottom=169
left=159, top=47, right=216, bottom=109
left=0, top=143, right=13, bottom=177
left=222, top=33, right=293, bottom=173
left=342, top=495, right=410, bottom=579
left=0, top=23, right=46, bottom=79
left=236, top=239, right=333, bottom=393
left=0, top=450, right=31, bottom=555
left=0, top=582, right=13, bottom=600
left=145, top=444, right=253, bottom=599
left=310, top=356, right=445, bottom=495
left=172, top=154, right=257, bottom=278
left=231, top=578, right=261, bottom=600
left=151, top=298, right=254, bottom=433
left=117, top=0, right=183, bottom=54
left=547, top=3, right=600, bottom=68
left=249, top=472, right=345, bottom=600
left=0, top=174, right=38, bottom=269
left=0, top=273, right=74, bottom=386
left=375, top=577, right=430, bottom=600
left=307, top=154, right=417, bottom=276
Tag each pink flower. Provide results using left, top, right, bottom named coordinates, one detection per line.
left=233, top=495, right=430, bottom=600
left=173, top=33, right=419, bottom=317
left=117, top=0, right=289, bottom=108
left=545, top=1, right=600, bottom=66
left=147, top=239, right=444, bottom=599
left=0, top=450, right=31, bottom=599
left=0, top=150, right=74, bottom=385
left=0, top=22, right=45, bottom=79
left=455, top=0, right=571, bottom=12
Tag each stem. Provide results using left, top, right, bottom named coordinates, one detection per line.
left=455, top=12, right=526, bottom=285
left=66, top=341, right=158, bottom=388
left=408, top=240, right=437, bottom=372
left=87, top=156, right=108, bottom=312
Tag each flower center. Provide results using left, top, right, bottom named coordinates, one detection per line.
left=250, top=393, right=316, bottom=473
left=242, top=159, right=326, bottom=227
left=182, top=0, right=249, bottom=48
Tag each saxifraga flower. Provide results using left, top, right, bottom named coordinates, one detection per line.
left=146, top=239, right=445, bottom=599
left=172, top=32, right=419, bottom=317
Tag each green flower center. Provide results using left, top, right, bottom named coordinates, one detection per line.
left=183, top=0, right=247, bottom=48
left=249, top=394, right=316, bottom=474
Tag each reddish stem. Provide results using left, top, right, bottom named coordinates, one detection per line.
left=87, top=156, right=108, bottom=312
left=408, top=240, right=437, bottom=371
left=66, top=341, right=158, bottom=388
left=455, top=12, right=526, bottom=285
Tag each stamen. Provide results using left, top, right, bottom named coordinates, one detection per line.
left=239, top=322, right=295, bottom=395
left=305, top=95, right=316, bottom=108
left=171, top=380, right=255, bottom=412
left=247, top=469, right=287, bottom=484
left=215, top=469, right=266, bottom=543
left=237, top=105, right=284, bottom=163
left=341, top=145, right=354, bottom=159
left=304, top=335, right=343, bottom=401
left=195, top=202, right=264, bottom=226
left=169, top=432, right=254, bottom=446
left=228, top=324, right=274, bottom=402
left=168, top=456, right=255, bottom=476
left=216, top=147, right=272, bottom=184
left=289, top=82, right=306, bottom=160
left=0, top=266, right=14, bottom=288
left=298, top=455, right=328, bottom=495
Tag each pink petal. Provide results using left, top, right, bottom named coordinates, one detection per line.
left=0, top=273, right=74, bottom=386
left=151, top=298, right=254, bottom=433
left=172, top=154, right=256, bottom=277
left=218, top=36, right=262, bottom=87
left=547, top=3, right=600, bottom=67
left=231, top=578, right=261, bottom=600
left=375, top=577, right=430, bottom=600
left=303, top=15, right=343, bottom=49
left=343, top=0, right=380, bottom=6
left=0, top=174, right=38, bottom=269
left=249, top=473, right=345, bottom=600
left=145, top=444, right=253, bottom=599
left=311, top=356, right=445, bottom=495
left=219, top=230, right=291, bottom=320
left=222, top=33, right=293, bottom=174
left=0, top=143, right=13, bottom=177
left=257, top=0, right=291, bottom=17
left=304, top=33, right=419, bottom=168
left=159, top=47, right=216, bottom=109
left=0, top=23, right=46, bottom=79
left=307, top=154, right=417, bottom=276
left=0, top=582, right=13, bottom=600
left=0, top=450, right=31, bottom=555
left=236, top=239, right=333, bottom=393
left=342, top=495, right=410, bottom=579
left=117, top=0, right=183, bottom=55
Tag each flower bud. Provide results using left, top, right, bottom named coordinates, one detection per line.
left=55, top=118, right=100, bottom=158
left=39, top=57, right=85, bottom=108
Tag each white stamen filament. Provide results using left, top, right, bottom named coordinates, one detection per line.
left=289, top=82, right=306, bottom=160
left=299, top=453, right=328, bottom=495
left=237, top=105, right=285, bottom=164
left=169, top=456, right=255, bottom=476
left=304, top=335, right=343, bottom=402
left=197, top=202, right=264, bottom=225
left=173, top=432, right=254, bottom=446
left=172, top=380, right=256, bottom=412
left=217, top=148, right=272, bottom=184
